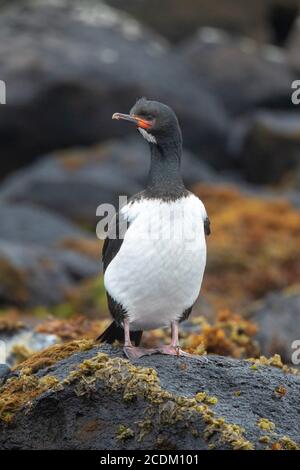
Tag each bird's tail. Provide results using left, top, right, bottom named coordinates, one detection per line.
left=97, top=321, right=143, bottom=346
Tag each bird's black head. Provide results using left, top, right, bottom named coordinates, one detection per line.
left=112, top=98, right=182, bottom=146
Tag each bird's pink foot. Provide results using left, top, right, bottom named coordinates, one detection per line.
left=123, top=346, right=159, bottom=360
left=158, top=345, right=208, bottom=362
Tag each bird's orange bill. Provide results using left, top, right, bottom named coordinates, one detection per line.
left=112, top=112, right=152, bottom=129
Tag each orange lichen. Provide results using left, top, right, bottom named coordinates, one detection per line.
left=193, top=184, right=300, bottom=310
left=274, top=385, right=287, bottom=398
left=270, top=437, right=300, bottom=450
left=0, top=311, right=24, bottom=332
left=35, top=316, right=108, bottom=341
left=58, top=238, right=101, bottom=259
left=181, top=310, right=259, bottom=359
left=58, top=144, right=108, bottom=172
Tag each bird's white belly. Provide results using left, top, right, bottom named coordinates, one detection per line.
left=104, top=195, right=207, bottom=330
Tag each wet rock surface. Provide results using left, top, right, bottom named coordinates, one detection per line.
left=253, top=292, right=300, bottom=364
left=0, top=343, right=299, bottom=450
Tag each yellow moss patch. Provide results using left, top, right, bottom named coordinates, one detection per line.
left=248, top=355, right=299, bottom=375
left=11, top=345, right=34, bottom=365
left=195, top=392, right=218, bottom=405
left=63, top=352, right=253, bottom=450
left=270, top=436, right=300, bottom=450
left=193, top=184, right=300, bottom=310
left=115, top=425, right=135, bottom=441
left=259, top=435, right=271, bottom=444
left=14, top=339, right=95, bottom=374
left=0, top=373, right=59, bottom=423
left=257, top=418, right=275, bottom=432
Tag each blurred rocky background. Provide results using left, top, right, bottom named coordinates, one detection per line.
left=0, top=0, right=300, bottom=373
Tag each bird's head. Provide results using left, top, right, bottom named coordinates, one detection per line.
left=112, top=98, right=182, bottom=146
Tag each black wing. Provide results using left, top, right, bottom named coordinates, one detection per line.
left=100, top=202, right=143, bottom=344
left=102, top=192, right=145, bottom=271
left=102, top=211, right=127, bottom=273
left=204, top=216, right=211, bottom=236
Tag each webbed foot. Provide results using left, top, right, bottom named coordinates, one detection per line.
left=158, top=345, right=208, bottom=362
left=123, top=346, right=159, bottom=360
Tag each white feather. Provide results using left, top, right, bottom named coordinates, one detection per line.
left=138, top=127, right=157, bottom=143
left=104, top=194, right=207, bottom=330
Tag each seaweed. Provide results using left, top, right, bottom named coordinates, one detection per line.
left=14, top=339, right=95, bottom=374
left=0, top=373, right=59, bottom=423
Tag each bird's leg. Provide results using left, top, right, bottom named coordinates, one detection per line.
left=123, top=318, right=159, bottom=360
left=158, top=321, right=208, bottom=362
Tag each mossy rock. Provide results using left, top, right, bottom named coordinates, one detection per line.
left=0, top=344, right=299, bottom=450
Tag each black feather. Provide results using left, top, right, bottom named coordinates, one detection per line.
left=204, top=216, right=211, bottom=236
left=97, top=321, right=143, bottom=346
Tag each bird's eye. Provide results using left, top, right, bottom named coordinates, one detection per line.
left=139, top=112, right=152, bottom=120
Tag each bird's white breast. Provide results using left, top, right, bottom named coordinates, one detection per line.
left=104, top=194, right=207, bottom=330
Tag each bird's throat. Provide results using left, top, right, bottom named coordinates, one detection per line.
left=146, top=138, right=185, bottom=196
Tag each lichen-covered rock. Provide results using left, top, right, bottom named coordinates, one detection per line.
left=0, top=365, right=10, bottom=386
left=0, top=343, right=299, bottom=450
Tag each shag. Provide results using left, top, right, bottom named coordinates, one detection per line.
left=98, top=98, right=210, bottom=360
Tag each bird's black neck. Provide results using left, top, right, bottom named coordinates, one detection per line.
left=146, top=137, right=186, bottom=199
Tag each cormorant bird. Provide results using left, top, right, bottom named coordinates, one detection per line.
left=98, top=98, right=210, bottom=360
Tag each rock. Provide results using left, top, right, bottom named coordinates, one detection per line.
left=179, top=28, right=295, bottom=117
left=0, top=329, right=59, bottom=368
left=252, top=292, right=300, bottom=365
left=0, top=201, right=101, bottom=306
left=193, top=184, right=300, bottom=310
left=288, top=16, right=300, bottom=71
left=106, top=0, right=299, bottom=45
left=0, top=0, right=228, bottom=177
left=0, top=138, right=219, bottom=224
left=0, top=202, right=91, bottom=246
left=0, top=343, right=299, bottom=450
left=0, top=364, right=10, bottom=386
left=0, top=240, right=99, bottom=307
left=236, top=111, right=300, bottom=184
